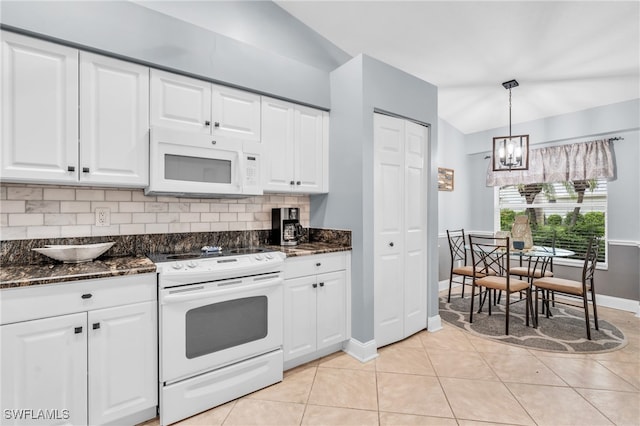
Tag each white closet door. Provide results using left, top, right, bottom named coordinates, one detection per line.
left=403, top=121, right=428, bottom=336
left=374, top=113, right=405, bottom=347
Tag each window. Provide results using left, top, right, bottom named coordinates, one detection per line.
left=495, top=179, right=607, bottom=265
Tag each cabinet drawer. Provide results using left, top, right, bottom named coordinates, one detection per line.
left=0, top=274, right=156, bottom=325
left=284, top=252, right=347, bottom=279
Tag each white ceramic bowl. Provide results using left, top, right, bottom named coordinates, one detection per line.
left=33, top=242, right=115, bottom=263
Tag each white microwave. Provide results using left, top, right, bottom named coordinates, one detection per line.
left=146, top=127, right=262, bottom=197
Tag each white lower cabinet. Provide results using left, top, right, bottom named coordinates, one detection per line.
left=0, top=274, right=157, bottom=426
left=1, top=313, right=88, bottom=425
left=283, top=252, right=350, bottom=365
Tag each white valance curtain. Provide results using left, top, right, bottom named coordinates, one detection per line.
left=486, top=139, right=615, bottom=187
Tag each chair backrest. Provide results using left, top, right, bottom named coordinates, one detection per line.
left=582, top=236, right=599, bottom=284
left=468, top=234, right=511, bottom=277
left=446, top=229, right=467, bottom=265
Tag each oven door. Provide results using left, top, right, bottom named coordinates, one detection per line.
left=160, top=274, right=283, bottom=384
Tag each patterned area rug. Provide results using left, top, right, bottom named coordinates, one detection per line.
left=440, top=295, right=627, bottom=353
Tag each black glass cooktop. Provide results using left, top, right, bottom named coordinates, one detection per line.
left=148, top=247, right=271, bottom=263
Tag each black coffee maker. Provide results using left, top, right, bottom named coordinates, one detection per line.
left=272, top=208, right=303, bottom=246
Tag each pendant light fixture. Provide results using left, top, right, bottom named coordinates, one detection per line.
left=492, top=79, right=529, bottom=171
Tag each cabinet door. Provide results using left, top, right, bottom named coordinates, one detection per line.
left=316, top=270, right=347, bottom=349
left=403, top=121, right=428, bottom=336
left=88, top=301, right=157, bottom=425
left=150, top=69, right=211, bottom=133
left=261, top=97, right=295, bottom=192
left=1, top=313, right=87, bottom=426
left=283, top=276, right=317, bottom=361
left=80, top=52, right=149, bottom=187
left=294, top=106, right=326, bottom=193
left=1, top=31, right=78, bottom=183
left=211, top=84, right=261, bottom=141
left=373, top=113, right=406, bottom=348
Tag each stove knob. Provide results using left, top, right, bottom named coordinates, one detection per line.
left=255, top=254, right=263, bottom=260
left=186, top=261, right=197, bottom=268
left=265, top=253, right=273, bottom=259
left=172, top=263, right=183, bottom=270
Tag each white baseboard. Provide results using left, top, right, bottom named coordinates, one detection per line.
left=438, top=280, right=639, bottom=315
left=343, top=338, right=378, bottom=363
left=427, top=314, right=442, bottom=332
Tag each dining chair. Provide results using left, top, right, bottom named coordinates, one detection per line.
left=468, top=234, right=532, bottom=335
left=534, top=236, right=600, bottom=340
left=446, top=229, right=475, bottom=303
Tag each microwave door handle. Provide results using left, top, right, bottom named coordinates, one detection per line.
left=237, top=151, right=244, bottom=192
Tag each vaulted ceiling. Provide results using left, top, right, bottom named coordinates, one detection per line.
left=276, top=1, right=639, bottom=134
left=136, top=1, right=639, bottom=135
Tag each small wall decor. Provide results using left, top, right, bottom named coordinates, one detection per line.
left=438, top=168, right=454, bottom=191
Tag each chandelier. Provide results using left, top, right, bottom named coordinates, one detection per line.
left=492, top=79, right=529, bottom=171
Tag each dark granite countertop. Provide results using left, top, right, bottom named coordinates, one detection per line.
left=268, top=242, right=352, bottom=257
left=0, top=256, right=156, bottom=289
left=0, top=229, right=351, bottom=289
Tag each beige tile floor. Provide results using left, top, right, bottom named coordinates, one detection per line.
left=143, top=289, right=640, bottom=426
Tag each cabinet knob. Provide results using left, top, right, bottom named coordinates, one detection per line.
left=82, top=167, right=90, bottom=173
left=67, top=166, right=75, bottom=172
left=316, top=262, right=321, bottom=267
left=74, top=326, right=83, bottom=334
left=296, top=181, right=301, bottom=185
left=290, top=180, right=295, bottom=185
left=389, top=242, right=394, bottom=247
left=92, top=323, right=100, bottom=330
left=319, top=282, right=325, bottom=287
left=81, top=293, right=92, bottom=299
left=205, top=121, right=211, bottom=126
left=211, top=140, right=217, bottom=145
left=214, top=122, right=220, bottom=128
left=312, top=283, right=318, bottom=288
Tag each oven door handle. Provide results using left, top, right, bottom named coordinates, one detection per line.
left=161, top=276, right=282, bottom=304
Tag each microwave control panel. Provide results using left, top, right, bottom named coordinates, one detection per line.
left=244, top=154, right=260, bottom=192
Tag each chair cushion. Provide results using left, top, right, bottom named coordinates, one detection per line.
left=476, top=276, right=530, bottom=292
left=509, top=266, right=553, bottom=278
left=453, top=265, right=488, bottom=277
left=534, top=277, right=584, bottom=295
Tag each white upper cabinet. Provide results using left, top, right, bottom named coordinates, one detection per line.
left=80, top=52, right=149, bottom=186
left=150, top=69, right=212, bottom=134
left=1, top=31, right=79, bottom=183
left=1, top=31, right=149, bottom=187
left=211, top=83, right=261, bottom=141
left=150, top=70, right=261, bottom=141
left=262, top=97, right=328, bottom=193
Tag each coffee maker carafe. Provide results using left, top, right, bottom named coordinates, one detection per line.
left=272, top=207, right=303, bottom=246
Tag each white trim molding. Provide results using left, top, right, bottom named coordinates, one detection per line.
left=608, top=239, right=640, bottom=248
left=343, top=338, right=378, bottom=363
left=428, top=314, right=443, bottom=332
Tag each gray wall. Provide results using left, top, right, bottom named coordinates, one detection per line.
left=312, top=55, right=439, bottom=343
left=0, top=0, right=350, bottom=109
left=457, top=100, right=640, bottom=302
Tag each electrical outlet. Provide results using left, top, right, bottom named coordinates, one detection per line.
left=95, top=208, right=110, bottom=227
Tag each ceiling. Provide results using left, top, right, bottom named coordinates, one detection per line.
left=275, top=1, right=640, bottom=134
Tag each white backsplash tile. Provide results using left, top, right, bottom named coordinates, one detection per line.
left=1, top=184, right=310, bottom=240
